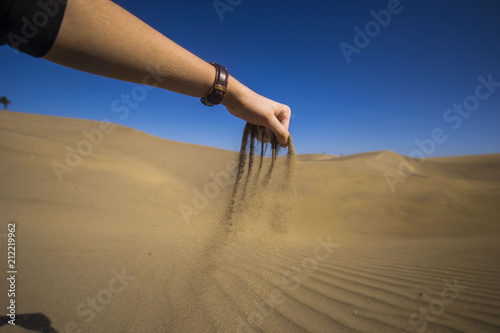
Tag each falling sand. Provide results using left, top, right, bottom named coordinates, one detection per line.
left=175, top=122, right=300, bottom=331
left=226, top=123, right=297, bottom=229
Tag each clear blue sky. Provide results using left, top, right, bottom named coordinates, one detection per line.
left=2, top=0, right=499, bottom=156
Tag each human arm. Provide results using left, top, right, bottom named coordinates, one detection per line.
left=42, top=0, right=291, bottom=146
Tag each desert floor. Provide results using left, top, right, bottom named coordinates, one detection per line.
left=1, top=110, right=499, bottom=333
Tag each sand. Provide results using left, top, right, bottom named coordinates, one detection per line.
left=0, top=110, right=499, bottom=333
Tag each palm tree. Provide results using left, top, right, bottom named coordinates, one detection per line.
left=0, top=96, right=11, bottom=110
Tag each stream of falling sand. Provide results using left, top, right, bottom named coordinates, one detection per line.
left=225, top=123, right=296, bottom=228
left=181, top=123, right=297, bottom=330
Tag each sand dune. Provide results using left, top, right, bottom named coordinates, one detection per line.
left=296, top=154, right=339, bottom=162
left=0, top=111, right=499, bottom=333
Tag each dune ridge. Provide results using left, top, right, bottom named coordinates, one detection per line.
left=0, top=110, right=499, bottom=333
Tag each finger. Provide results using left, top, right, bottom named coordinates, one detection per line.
left=281, top=113, right=290, bottom=132
left=268, top=116, right=290, bottom=147
left=277, top=107, right=292, bottom=130
left=275, top=105, right=291, bottom=131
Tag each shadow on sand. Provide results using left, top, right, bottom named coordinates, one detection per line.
left=0, top=313, right=58, bottom=332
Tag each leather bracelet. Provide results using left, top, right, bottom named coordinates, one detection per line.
left=201, top=62, right=228, bottom=106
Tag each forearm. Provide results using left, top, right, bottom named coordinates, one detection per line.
left=44, top=0, right=214, bottom=98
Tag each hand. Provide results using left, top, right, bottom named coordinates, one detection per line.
left=222, top=77, right=291, bottom=147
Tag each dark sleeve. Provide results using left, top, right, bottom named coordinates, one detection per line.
left=0, top=0, right=67, bottom=58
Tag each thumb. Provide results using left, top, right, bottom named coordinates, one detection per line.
left=267, top=116, right=290, bottom=147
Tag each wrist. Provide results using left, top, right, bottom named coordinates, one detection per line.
left=201, top=62, right=228, bottom=106
left=221, top=75, right=249, bottom=110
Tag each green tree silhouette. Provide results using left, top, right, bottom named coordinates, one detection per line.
left=0, top=96, right=11, bottom=110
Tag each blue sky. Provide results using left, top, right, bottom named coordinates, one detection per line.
left=2, top=0, right=499, bottom=156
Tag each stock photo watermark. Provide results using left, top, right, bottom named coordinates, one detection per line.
left=179, top=159, right=238, bottom=224
left=406, top=277, right=466, bottom=333
left=213, top=0, right=243, bottom=22
left=237, top=235, right=341, bottom=332
left=386, top=73, right=500, bottom=192
left=6, top=0, right=64, bottom=52
left=5, top=222, right=17, bottom=326
left=63, top=267, right=135, bottom=333
left=340, top=0, right=413, bottom=64
left=51, top=65, right=164, bottom=182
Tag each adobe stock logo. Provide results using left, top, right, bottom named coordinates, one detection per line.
left=407, top=278, right=466, bottom=333
left=64, top=268, right=135, bottom=333
left=339, top=0, right=413, bottom=64
left=237, top=236, right=341, bottom=332
left=7, top=0, right=65, bottom=52
left=213, top=0, right=243, bottom=22
left=385, top=73, right=500, bottom=192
